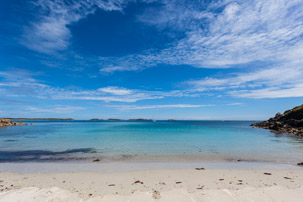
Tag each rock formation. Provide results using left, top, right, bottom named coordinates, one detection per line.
left=251, top=104, right=303, bottom=137
left=0, top=118, right=24, bottom=127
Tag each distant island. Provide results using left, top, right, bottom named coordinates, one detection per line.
left=107, top=118, right=122, bottom=121
left=128, top=119, right=155, bottom=121
left=106, top=118, right=156, bottom=121
left=90, top=118, right=104, bottom=121
left=251, top=104, right=303, bottom=137
left=8, top=118, right=74, bottom=121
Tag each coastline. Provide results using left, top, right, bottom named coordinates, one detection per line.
left=1, top=150, right=302, bottom=167
left=0, top=162, right=303, bottom=201
left=0, top=160, right=302, bottom=174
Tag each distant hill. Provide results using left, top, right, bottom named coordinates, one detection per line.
left=128, top=119, right=154, bottom=121
left=7, top=118, right=74, bottom=121
left=106, top=118, right=156, bottom=121
left=251, top=104, right=303, bottom=137
left=107, top=118, right=122, bottom=121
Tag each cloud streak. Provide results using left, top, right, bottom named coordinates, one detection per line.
left=0, top=69, right=196, bottom=103
left=108, top=104, right=214, bottom=110
left=27, top=106, right=85, bottom=113
left=96, top=0, right=303, bottom=99
left=10, top=0, right=303, bottom=101
left=21, top=0, right=138, bottom=53
left=186, top=64, right=303, bottom=99
left=97, top=0, right=303, bottom=72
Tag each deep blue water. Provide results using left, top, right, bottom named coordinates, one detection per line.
left=0, top=120, right=303, bottom=163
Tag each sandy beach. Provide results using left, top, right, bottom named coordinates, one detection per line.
left=0, top=162, right=303, bottom=201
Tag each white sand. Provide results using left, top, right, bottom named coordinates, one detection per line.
left=1, top=186, right=303, bottom=202
left=0, top=166, right=303, bottom=201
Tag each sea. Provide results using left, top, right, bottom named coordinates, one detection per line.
left=0, top=120, right=303, bottom=164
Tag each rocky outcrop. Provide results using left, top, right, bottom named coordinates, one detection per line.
left=0, top=118, right=24, bottom=127
left=251, top=105, right=303, bottom=137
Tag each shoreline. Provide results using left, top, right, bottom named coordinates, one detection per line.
left=0, top=161, right=302, bottom=174
left=1, top=147, right=303, bottom=165
left=0, top=154, right=302, bottom=169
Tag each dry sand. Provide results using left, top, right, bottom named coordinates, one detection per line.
left=0, top=164, right=303, bottom=201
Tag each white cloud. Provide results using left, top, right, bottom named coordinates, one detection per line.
left=20, top=0, right=303, bottom=79
left=230, top=84, right=303, bottom=99
left=21, top=0, right=136, bottom=53
left=185, top=64, right=303, bottom=98
left=8, top=0, right=303, bottom=100
left=0, top=69, right=198, bottom=103
left=98, top=86, right=133, bottom=95
left=227, top=103, right=243, bottom=106
left=108, top=104, right=214, bottom=110
left=99, top=66, right=136, bottom=73
left=97, top=0, right=303, bottom=74
left=27, top=106, right=85, bottom=113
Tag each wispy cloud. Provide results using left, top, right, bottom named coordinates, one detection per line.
left=27, top=106, right=85, bottom=113
left=108, top=104, right=214, bottom=110
left=8, top=0, right=303, bottom=101
left=0, top=69, right=197, bottom=103
left=21, top=0, right=136, bottom=54
left=227, top=103, right=243, bottom=106
left=230, top=84, right=303, bottom=99
left=97, top=0, right=303, bottom=72
left=99, top=66, right=136, bottom=74
left=98, top=86, right=133, bottom=95
left=185, top=64, right=303, bottom=98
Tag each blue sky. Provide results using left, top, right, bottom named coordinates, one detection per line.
left=0, top=0, right=303, bottom=120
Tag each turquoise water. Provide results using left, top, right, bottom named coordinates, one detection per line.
left=0, top=120, right=303, bottom=163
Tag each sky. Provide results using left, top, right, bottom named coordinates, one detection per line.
left=0, top=0, right=303, bottom=120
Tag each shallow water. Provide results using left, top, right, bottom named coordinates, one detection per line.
left=0, top=120, right=303, bottom=163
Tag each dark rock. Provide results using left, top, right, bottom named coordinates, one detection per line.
left=297, top=162, right=303, bottom=166
left=133, top=180, right=143, bottom=184
left=93, top=159, right=100, bottom=162
left=251, top=105, right=303, bottom=137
